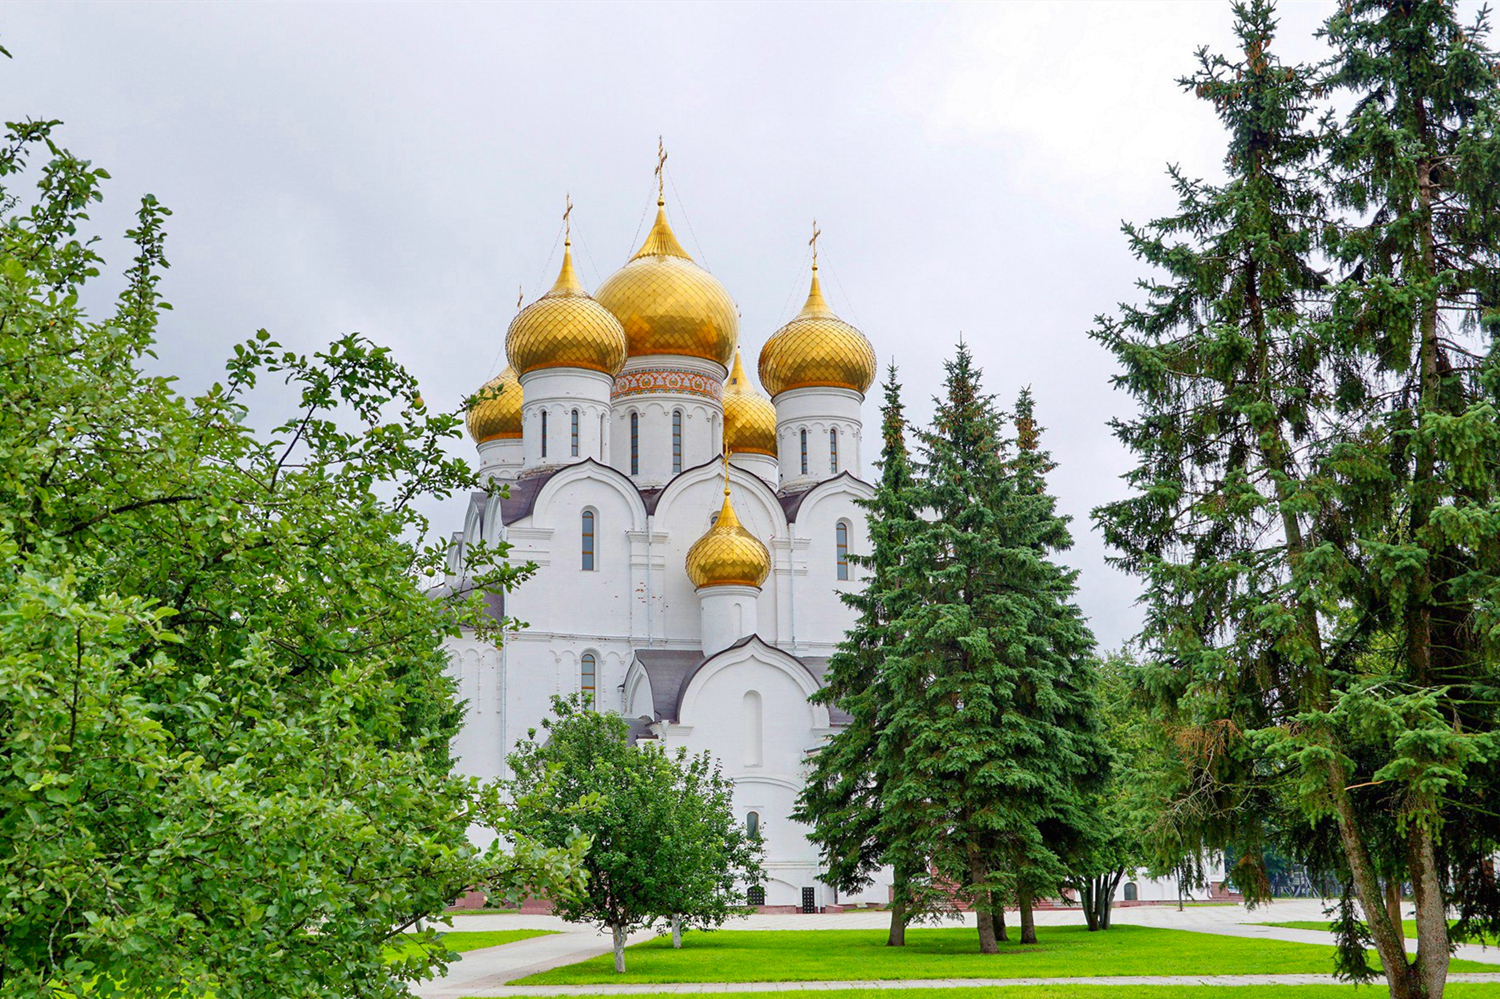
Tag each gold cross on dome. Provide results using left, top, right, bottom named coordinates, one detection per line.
left=563, top=193, right=573, bottom=244
left=809, top=219, right=822, bottom=268
left=655, top=136, right=669, bottom=205
left=721, top=447, right=732, bottom=496
left=517, top=284, right=524, bottom=310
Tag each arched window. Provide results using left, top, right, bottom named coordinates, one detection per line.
left=746, top=811, right=760, bottom=838
left=799, top=428, right=808, bottom=475
left=747, top=885, right=766, bottom=906
left=672, top=409, right=683, bottom=474
left=581, top=652, right=596, bottom=702
left=570, top=409, right=580, bottom=457
left=540, top=410, right=548, bottom=458
left=836, top=521, right=849, bottom=580
left=581, top=510, right=596, bottom=571
left=829, top=429, right=838, bottom=473
left=1123, top=882, right=1138, bottom=902
left=744, top=690, right=763, bottom=767
left=630, top=412, right=640, bottom=475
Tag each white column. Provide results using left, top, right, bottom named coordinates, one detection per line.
left=697, top=584, right=760, bottom=657
left=773, top=386, right=864, bottom=490
left=520, top=368, right=613, bottom=472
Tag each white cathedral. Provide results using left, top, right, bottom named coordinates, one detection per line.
left=437, top=189, right=1224, bottom=912
left=439, top=193, right=887, bottom=910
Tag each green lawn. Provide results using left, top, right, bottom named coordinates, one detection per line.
left=387, top=928, right=554, bottom=960
left=515, top=925, right=1497, bottom=984
left=1259, top=920, right=1497, bottom=946
left=476, top=986, right=1500, bottom=999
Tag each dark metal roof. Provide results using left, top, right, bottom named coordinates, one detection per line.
left=776, top=471, right=872, bottom=523
left=633, top=649, right=705, bottom=721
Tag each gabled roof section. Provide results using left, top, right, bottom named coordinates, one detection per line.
left=633, top=649, right=705, bottom=721
left=777, top=470, right=872, bottom=523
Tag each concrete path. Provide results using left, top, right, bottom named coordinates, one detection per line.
left=412, top=899, right=1500, bottom=999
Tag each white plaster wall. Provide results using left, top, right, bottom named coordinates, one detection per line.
left=784, top=480, right=871, bottom=656
left=609, top=357, right=726, bottom=488
left=477, top=438, right=523, bottom=479
left=774, top=387, right=864, bottom=491
left=520, top=368, right=613, bottom=470
left=729, top=450, right=780, bottom=490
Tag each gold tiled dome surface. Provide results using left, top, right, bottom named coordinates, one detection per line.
left=507, top=246, right=628, bottom=377
left=758, top=270, right=876, bottom=398
left=467, top=366, right=522, bottom=442
left=686, top=490, right=771, bottom=589
left=595, top=205, right=738, bottom=368
left=723, top=349, right=777, bottom=457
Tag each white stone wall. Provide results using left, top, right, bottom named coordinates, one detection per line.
left=774, top=386, right=864, bottom=492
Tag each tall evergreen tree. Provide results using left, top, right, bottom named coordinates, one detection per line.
left=1094, top=3, right=1500, bottom=997
left=882, top=348, right=1105, bottom=953
left=795, top=364, right=933, bottom=946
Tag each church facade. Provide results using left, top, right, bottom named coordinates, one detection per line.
left=440, top=194, right=888, bottom=909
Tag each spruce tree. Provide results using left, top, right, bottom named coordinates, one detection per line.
left=1094, top=3, right=1500, bottom=997
left=795, top=364, right=933, bottom=946
left=883, top=347, right=1105, bottom=953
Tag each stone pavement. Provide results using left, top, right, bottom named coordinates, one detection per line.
left=413, top=900, right=1500, bottom=999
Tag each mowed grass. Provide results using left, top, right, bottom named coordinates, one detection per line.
left=387, top=928, right=554, bottom=960
left=515, top=924, right=1497, bottom=984
left=1260, top=920, right=1498, bottom=946
left=475, top=985, right=1500, bottom=999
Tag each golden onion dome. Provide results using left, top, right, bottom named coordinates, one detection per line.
left=594, top=202, right=739, bottom=368
left=758, top=266, right=877, bottom=398
left=685, top=487, right=771, bottom=589
left=506, top=243, right=628, bottom=377
left=466, top=366, right=523, bottom=443
left=722, top=348, right=777, bottom=457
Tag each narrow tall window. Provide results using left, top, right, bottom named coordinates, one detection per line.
left=540, top=410, right=548, bottom=458
left=829, top=429, right=838, bottom=473
left=581, top=652, right=596, bottom=702
left=799, top=428, right=808, bottom=475
left=746, top=811, right=761, bottom=838
left=570, top=409, right=580, bottom=457
left=672, top=409, right=683, bottom=474
left=630, top=412, right=640, bottom=475
left=581, top=510, right=596, bottom=571
left=836, top=521, right=849, bottom=581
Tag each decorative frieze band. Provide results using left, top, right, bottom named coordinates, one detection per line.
left=612, top=367, right=723, bottom=402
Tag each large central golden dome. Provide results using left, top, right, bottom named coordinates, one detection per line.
left=722, top=349, right=777, bottom=457
left=506, top=244, right=628, bottom=377
left=685, top=486, right=771, bottom=589
left=595, top=203, right=738, bottom=368
left=758, top=266, right=877, bottom=398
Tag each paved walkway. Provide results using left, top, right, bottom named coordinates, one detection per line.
left=413, top=900, right=1500, bottom=999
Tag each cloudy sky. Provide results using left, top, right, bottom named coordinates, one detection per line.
left=5, top=1, right=1345, bottom=648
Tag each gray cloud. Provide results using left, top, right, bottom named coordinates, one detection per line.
left=4, top=1, right=1343, bottom=648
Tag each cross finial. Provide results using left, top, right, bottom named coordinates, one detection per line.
left=721, top=446, right=731, bottom=497
left=517, top=284, right=524, bottom=310
left=655, top=136, right=668, bottom=207
left=809, top=219, right=822, bottom=270
left=563, top=193, right=573, bottom=245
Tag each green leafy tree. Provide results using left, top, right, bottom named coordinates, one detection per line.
left=1094, top=3, right=1500, bottom=997
left=506, top=696, right=763, bottom=973
left=795, top=363, right=938, bottom=947
left=0, top=115, right=583, bottom=998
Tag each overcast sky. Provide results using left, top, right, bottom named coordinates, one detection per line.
left=5, top=1, right=1348, bottom=649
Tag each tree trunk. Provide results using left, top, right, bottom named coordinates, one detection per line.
left=1386, top=879, right=1405, bottom=948
left=1018, top=884, right=1037, bottom=945
left=968, top=846, right=998, bottom=954
left=888, top=897, right=907, bottom=947
left=611, top=924, right=627, bottom=973
left=1100, top=871, right=1123, bottom=930
left=1329, top=778, right=1415, bottom=999
left=1409, top=824, right=1450, bottom=999
left=991, top=891, right=1008, bottom=943
left=1081, top=879, right=1099, bottom=932
left=671, top=915, right=682, bottom=949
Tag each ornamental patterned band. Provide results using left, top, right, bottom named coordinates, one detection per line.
left=612, top=368, right=724, bottom=403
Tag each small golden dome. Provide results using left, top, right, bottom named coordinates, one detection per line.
left=467, top=366, right=522, bottom=443
left=595, top=204, right=739, bottom=368
left=685, top=487, right=771, bottom=589
left=723, top=349, right=777, bottom=457
left=506, top=244, right=628, bottom=377
left=758, top=267, right=877, bottom=398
